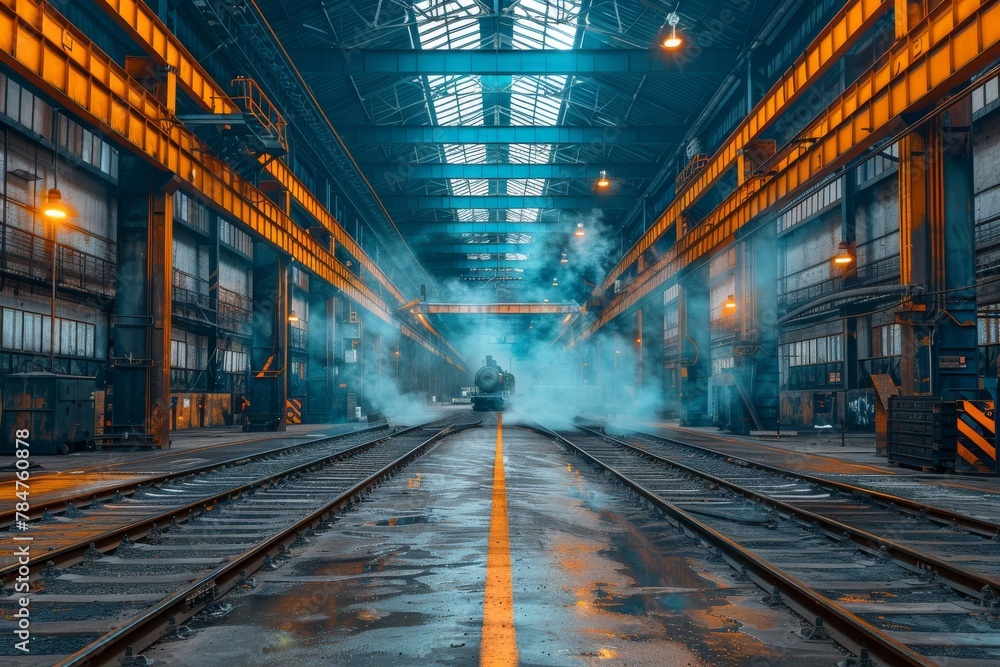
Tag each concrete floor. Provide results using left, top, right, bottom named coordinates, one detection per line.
left=143, top=415, right=845, bottom=666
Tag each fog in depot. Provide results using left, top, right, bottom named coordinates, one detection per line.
left=364, top=211, right=669, bottom=428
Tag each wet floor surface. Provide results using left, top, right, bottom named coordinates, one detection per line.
left=143, top=416, right=846, bottom=666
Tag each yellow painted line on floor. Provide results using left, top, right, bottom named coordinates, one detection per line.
left=480, top=413, right=518, bottom=666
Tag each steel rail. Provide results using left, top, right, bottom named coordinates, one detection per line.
left=0, top=423, right=389, bottom=530
left=522, top=421, right=929, bottom=667
left=622, top=427, right=1000, bottom=539
left=53, top=420, right=479, bottom=667
left=572, top=425, right=1000, bottom=600
left=0, top=420, right=438, bottom=583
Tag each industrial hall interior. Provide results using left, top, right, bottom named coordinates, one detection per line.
left=2, top=0, right=1000, bottom=666
left=0, top=0, right=1000, bottom=460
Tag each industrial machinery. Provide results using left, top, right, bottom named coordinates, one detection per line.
left=886, top=396, right=997, bottom=475
left=472, top=356, right=515, bottom=412
left=0, top=373, right=96, bottom=455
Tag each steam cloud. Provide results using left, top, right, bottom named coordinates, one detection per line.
left=365, top=211, right=669, bottom=430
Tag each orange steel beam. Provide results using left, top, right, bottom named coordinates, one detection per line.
left=0, top=0, right=456, bottom=364
left=575, top=0, right=1000, bottom=343
left=89, top=0, right=235, bottom=114
left=89, top=0, right=406, bottom=306
left=266, top=160, right=404, bottom=305
left=422, top=303, right=581, bottom=315
left=600, top=0, right=890, bottom=294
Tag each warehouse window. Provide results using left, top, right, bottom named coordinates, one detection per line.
left=978, top=304, right=1000, bottom=345
left=872, top=324, right=901, bottom=358
left=170, top=331, right=207, bottom=370
left=1, top=308, right=96, bottom=357
left=219, top=219, right=254, bottom=259
left=222, top=349, right=248, bottom=374
left=712, top=356, right=734, bottom=375
left=783, top=335, right=844, bottom=367
left=170, top=339, right=188, bottom=369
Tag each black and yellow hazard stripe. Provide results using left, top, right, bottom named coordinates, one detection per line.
left=285, top=398, right=302, bottom=425
left=956, top=400, right=997, bottom=474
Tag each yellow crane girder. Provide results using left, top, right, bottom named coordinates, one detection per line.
left=600, top=0, right=891, bottom=295
left=0, top=0, right=458, bottom=365
left=421, top=303, right=581, bottom=315
left=576, top=0, right=1000, bottom=344
left=90, top=0, right=409, bottom=308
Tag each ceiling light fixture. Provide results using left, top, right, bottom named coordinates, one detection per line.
left=662, top=11, right=683, bottom=49
left=574, top=222, right=585, bottom=237
left=43, top=187, right=67, bottom=219
left=597, top=169, right=610, bottom=188
left=833, top=241, right=854, bottom=266
left=723, top=294, right=737, bottom=311
left=560, top=253, right=569, bottom=264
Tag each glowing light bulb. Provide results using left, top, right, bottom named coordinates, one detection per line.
left=43, top=188, right=67, bottom=219
left=662, top=12, right=683, bottom=49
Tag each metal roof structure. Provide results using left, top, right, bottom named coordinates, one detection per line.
left=255, top=0, right=798, bottom=310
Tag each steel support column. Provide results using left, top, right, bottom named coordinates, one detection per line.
left=639, top=299, right=665, bottom=407
left=304, top=287, right=335, bottom=422
left=112, top=158, right=176, bottom=446
left=246, top=245, right=288, bottom=431
left=741, top=224, right=780, bottom=430
left=896, top=101, right=978, bottom=398
left=841, top=170, right=860, bottom=396
left=206, top=214, right=220, bottom=393
left=679, top=266, right=711, bottom=426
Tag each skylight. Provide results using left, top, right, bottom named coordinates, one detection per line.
left=413, top=0, right=484, bottom=50
left=511, top=0, right=580, bottom=50
left=426, top=76, right=484, bottom=125
left=507, top=179, right=546, bottom=197
left=449, top=178, right=490, bottom=196
left=413, top=0, right=583, bottom=247
left=466, top=253, right=529, bottom=261
left=443, top=144, right=487, bottom=164
left=510, top=76, right=566, bottom=126
left=506, top=209, right=541, bottom=223
left=508, top=144, right=552, bottom=164
left=462, top=233, right=534, bottom=244
left=457, top=209, right=489, bottom=222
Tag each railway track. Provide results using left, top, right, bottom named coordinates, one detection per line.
left=612, top=427, right=1000, bottom=539
left=0, top=422, right=390, bottom=530
left=1, top=415, right=479, bottom=665
left=531, top=423, right=1000, bottom=666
